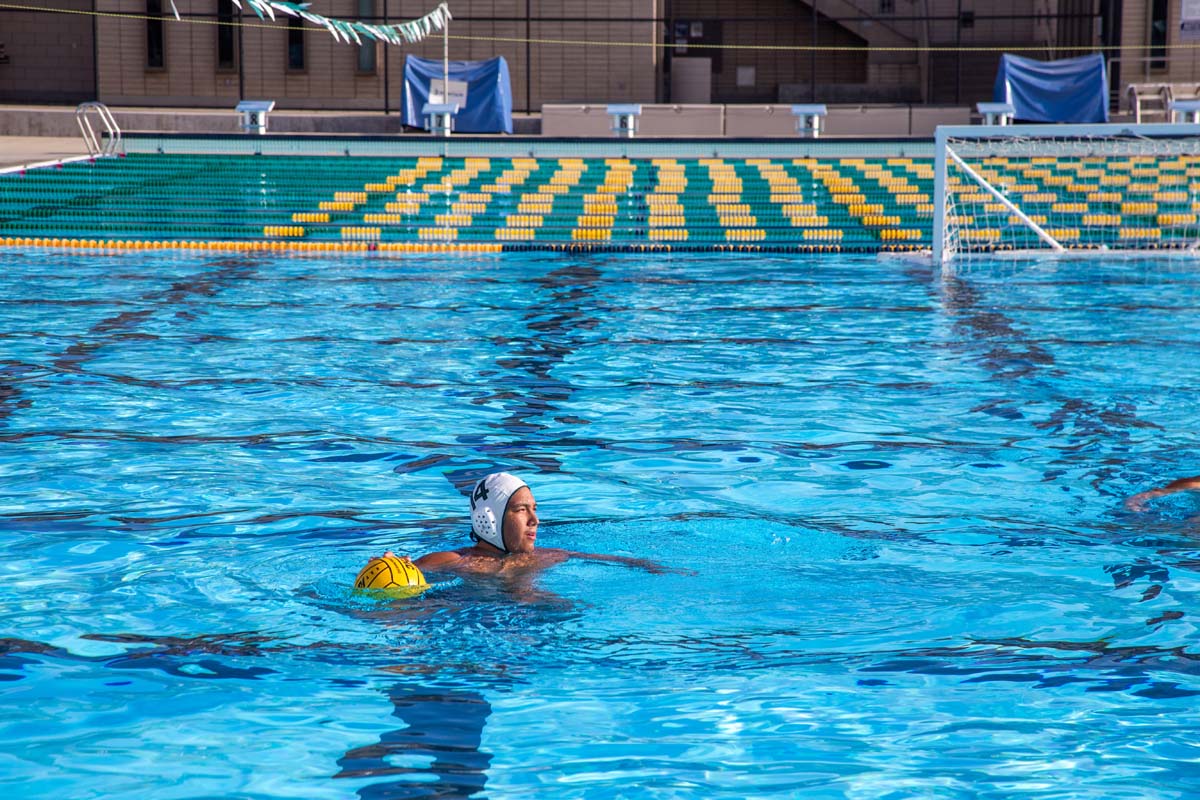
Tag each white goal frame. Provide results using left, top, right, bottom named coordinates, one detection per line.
left=933, top=121, right=1200, bottom=264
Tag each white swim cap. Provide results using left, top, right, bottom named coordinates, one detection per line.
left=469, top=472, right=528, bottom=552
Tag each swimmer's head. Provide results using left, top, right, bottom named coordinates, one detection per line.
left=469, top=472, right=529, bottom=552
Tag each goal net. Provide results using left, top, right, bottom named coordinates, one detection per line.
left=933, top=122, right=1200, bottom=264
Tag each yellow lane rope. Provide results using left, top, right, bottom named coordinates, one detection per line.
left=2, top=1, right=1198, bottom=52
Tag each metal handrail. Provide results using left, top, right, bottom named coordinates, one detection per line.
left=75, top=102, right=122, bottom=157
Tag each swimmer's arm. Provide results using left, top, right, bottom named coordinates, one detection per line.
left=411, top=550, right=464, bottom=570
left=1125, top=476, right=1200, bottom=511
left=562, top=550, right=687, bottom=575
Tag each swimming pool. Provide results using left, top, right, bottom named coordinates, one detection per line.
left=2, top=248, right=1199, bottom=798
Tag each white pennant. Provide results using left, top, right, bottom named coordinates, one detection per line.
left=220, top=2, right=451, bottom=45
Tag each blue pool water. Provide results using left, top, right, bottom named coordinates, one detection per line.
left=2, top=249, right=1200, bottom=798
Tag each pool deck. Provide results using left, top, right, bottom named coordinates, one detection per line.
left=1, top=137, right=92, bottom=170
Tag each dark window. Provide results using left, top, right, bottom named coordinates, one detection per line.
left=879, top=0, right=895, bottom=13
left=146, top=0, right=164, bottom=68
left=357, top=0, right=376, bottom=73
left=287, top=17, right=305, bottom=70
left=1151, top=0, right=1169, bottom=70
left=217, top=0, right=236, bottom=70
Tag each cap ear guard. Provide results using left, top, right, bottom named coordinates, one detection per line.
left=469, top=472, right=528, bottom=552
left=470, top=505, right=500, bottom=549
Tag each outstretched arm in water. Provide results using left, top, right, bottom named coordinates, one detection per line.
left=1126, top=476, right=1200, bottom=511
left=562, top=550, right=690, bottom=575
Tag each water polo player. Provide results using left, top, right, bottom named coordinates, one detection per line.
left=391, top=472, right=677, bottom=575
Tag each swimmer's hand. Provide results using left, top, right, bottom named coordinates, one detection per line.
left=1125, top=492, right=1157, bottom=512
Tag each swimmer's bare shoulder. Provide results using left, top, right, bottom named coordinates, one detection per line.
left=414, top=547, right=571, bottom=574
left=413, top=548, right=468, bottom=571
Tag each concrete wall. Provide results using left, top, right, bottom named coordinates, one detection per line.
left=543, top=103, right=970, bottom=137
left=908, top=105, right=972, bottom=135
left=541, top=105, right=612, bottom=136
left=724, top=104, right=968, bottom=137
left=723, top=105, right=796, bottom=137
left=542, top=104, right=726, bottom=136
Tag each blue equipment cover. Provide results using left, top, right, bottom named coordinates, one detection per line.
left=401, top=56, right=513, bottom=134
left=993, top=53, right=1109, bottom=123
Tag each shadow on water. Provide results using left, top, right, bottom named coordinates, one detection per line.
left=933, top=268, right=1164, bottom=496
left=371, top=261, right=609, bottom=502
left=0, top=633, right=494, bottom=800
left=49, top=258, right=260, bottom=375
left=932, top=267, right=1189, bottom=612
left=857, top=636, right=1200, bottom=699
left=0, top=574, right=579, bottom=799
left=325, top=576, right=583, bottom=799
left=0, top=256, right=260, bottom=425
left=471, top=261, right=603, bottom=476
left=332, top=686, right=494, bottom=799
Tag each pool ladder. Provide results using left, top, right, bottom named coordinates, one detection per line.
left=76, top=102, right=122, bottom=157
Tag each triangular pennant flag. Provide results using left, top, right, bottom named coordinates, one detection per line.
left=339, top=20, right=361, bottom=43
left=225, top=2, right=450, bottom=47
left=298, top=10, right=325, bottom=27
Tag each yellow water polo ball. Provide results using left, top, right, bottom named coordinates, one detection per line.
left=353, top=555, right=428, bottom=598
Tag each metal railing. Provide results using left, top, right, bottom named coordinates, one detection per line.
left=76, top=102, right=122, bottom=157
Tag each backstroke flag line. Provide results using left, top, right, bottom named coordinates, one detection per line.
left=164, top=0, right=451, bottom=47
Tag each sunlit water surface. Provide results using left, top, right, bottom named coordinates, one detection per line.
left=2, top=250, right=1200, bottom=799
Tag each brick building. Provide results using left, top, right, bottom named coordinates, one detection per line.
left=0, top=0, right=1192, bottom=113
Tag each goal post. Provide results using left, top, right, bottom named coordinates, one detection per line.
left=933, top=122, right=1200, bottom=265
